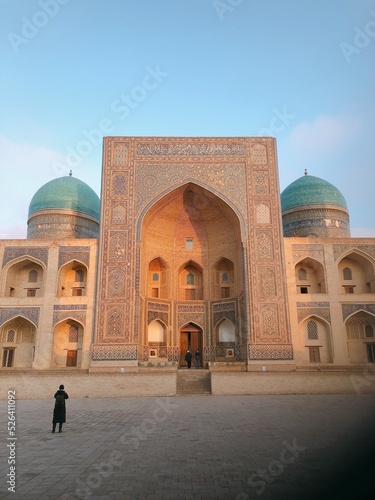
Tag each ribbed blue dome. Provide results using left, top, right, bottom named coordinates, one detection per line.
left=281, top=175, right=348, bottom=214
left=28, top=176, right=100, bottom=221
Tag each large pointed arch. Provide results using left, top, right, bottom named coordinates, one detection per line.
left=136, top=181, right=246, bottom=242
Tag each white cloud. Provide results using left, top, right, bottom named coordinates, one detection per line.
left=0, top=136, right=65, bottom=239
left=287, top=114, right=360, bottom=159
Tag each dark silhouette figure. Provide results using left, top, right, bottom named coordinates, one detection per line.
left=52, top=384, right=69, bottom=433
left=184, top=350, right=193, bottom=368
left=195, top=350, right=201, bottom=369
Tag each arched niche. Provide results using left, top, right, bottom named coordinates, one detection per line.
left=147, top=257, right=168, bottom=299
left=298, top=316, right=332, bottom=364
left=0, top=316, right=36, bottom=368
left=178, top=261, right=203, bottom=300
left=345, top=311, right=375, bottom=363
left=58, top=260, right=88, bottom=297
left=4, top=258, right=45, bottom=298
left=295, top=257, right=327, bottom=294
left=51, top=319, right=84, bottom=368
left=139, top=182, right=243, bottom=302
left=213, top=258, right=234, bottom=299
left=338, top=252, right=375, bottom=294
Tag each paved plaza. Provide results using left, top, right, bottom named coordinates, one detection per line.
left=1, top=394, right=375, bottom=500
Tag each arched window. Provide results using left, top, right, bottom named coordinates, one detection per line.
left=187, top=273, right=195, bottom=285
left=298, top=268, right=307, bottom=280
left=307, top=321, right=318, bottom=340
left=343, top=267, right=352, bottom=280
left=218, top=319, right=235, bottom=342
left=365, top=324, right=374, bottom=338
left=28, top=270, right=38, bottom=283
left=75, top=269, right=85, bottom=283
left=7, top=329, right=15, bottom=342
left=152, top=273, right=159, bottom=282
left=221, top=272, right=229, bottom=282
left=69, top=324, right=79, bottom=343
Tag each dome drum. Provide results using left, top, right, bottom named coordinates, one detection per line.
left=281, top=175, right=350, bottom=238
left=27, top=176, right=100, bottom=239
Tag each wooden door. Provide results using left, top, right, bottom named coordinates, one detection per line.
left=66, top=350, right=77, bottom=367
left=179, top=333, right=189, bottom=367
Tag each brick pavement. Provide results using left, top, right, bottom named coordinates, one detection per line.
left=0, top=394, right=375, bottom=499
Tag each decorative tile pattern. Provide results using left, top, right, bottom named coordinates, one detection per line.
left=136, top=143, right=245, bottom=156
left=113, top=144, right=129, bottom=166
left=108, top=269, right=126, bottom=298
left=178, top=313, right=205, bottom=330
left=177, top=304, right=205, bottom=313
left=106, top=306, right=125, bottom=339
left=204, top=346, right=216, bottom=362
left=53, top=304, right=87, bottom=310
left=333, top=244, right=375, bottom=261
left=213, top=310, right=236, bottom=327
left=53, top=311, right=86, bottom=327
left=260, top=304, right=278, bottom=336
left=342, top=303, right=375, bottom=321
left=297, top=308, right=331, bottom=324
left=256, top=204, right=271, bottom=224
left=3, top=247, right=49, bottom=267
left=148, top=302, right=169, bottom=312
left=253, top=171, right=270, bottom=194
left=257, top=233, right=274, bottom=260
left=259, top=269, right=276, bottom=298
left=250, top=143, right=268, bottom=164
left=212, top=302, right=236, bottom=311
left=135, top=162, right=247, bottom=222
left=147, top=311, right=168, bottom=326
left=248, top=343, right=293, bottom=360
left=59, top=247, right=90, bottom=268
left=109, top=233, right=127, bottom=261
left=92, top=343, right=137, bottom=360
left=0, top=307, right=40, bottom=327
left=111, top=205, right=127, bottom=225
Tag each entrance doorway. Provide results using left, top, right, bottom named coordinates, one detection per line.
left=66, top=350, right=77, bottom=367
left=179, top=323, right=202, bottom=368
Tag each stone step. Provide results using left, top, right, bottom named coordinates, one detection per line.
left=176, top=370, right=211, bottom=395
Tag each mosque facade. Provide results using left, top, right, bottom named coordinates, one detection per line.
left=1, top=136, right=375, bottom=371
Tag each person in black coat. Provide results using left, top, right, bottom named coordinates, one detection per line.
left=184, top=350, right=193, bottom=368
left=52, top=384, right=69, bottom=433
left=195, top=350, right=201, bottom=369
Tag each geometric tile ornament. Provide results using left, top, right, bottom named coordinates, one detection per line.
left=95, top=137, right=292, bottom=364
left=0, top=307, right=40, bottom=327
left=2, top=247, right=49, bottom=267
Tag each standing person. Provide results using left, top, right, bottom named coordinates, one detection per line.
left=52, top=384, right=69, bottom=433
left=184, top=350, right=192, bottom=369
left=195, top=350, right=201, bottom=369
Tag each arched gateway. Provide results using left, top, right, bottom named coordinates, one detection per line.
left=92, top=137, right=293, bottom=369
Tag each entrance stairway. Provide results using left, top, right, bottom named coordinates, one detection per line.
left=176, top=369, right=211, bottom=395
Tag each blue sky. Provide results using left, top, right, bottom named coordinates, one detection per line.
left=0, top=0, right=374, bottom=238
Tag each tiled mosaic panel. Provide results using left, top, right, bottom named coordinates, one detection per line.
left=3, top=247, right=49, bottom=267
left=92, top=344, right=137, bottom=360
left=248, top=344, right=294, bottom=360
left=0, top=307, right=40, bottom=327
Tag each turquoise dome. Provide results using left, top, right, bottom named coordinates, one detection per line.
left=28, top=176, right=100, bottom=221
left=281, top=175, right=348, bottom=214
